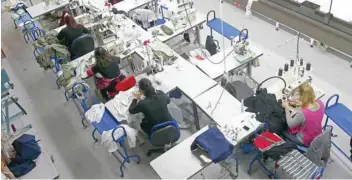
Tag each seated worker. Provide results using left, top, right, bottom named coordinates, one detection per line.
left=128, top=78, right=172, bottom=135
left=282, top=82, right=324, bottom=147
left=57, top=15, right=89, bottom=55
left=85, top=47, right=125, bottom=101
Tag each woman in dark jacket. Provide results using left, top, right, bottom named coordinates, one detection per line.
left=128, top=78, right=172, bottom=135
left=86, top=47, right=125, bottom=101
left=57, top=15, right=89, bottom=53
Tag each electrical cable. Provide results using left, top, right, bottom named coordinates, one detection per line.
left=180, top=0, right=234, bottom=65
left=256, top=76, right=287, bottom=94
left=182, top=0, right=229, bottom=115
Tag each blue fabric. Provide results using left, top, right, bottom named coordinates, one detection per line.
left=12, top=134, right=41, bottom=161
left=8, top=157, right=36, bottom=178
left=191, top=127, right=234, bottom=163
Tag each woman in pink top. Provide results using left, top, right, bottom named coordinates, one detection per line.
left=282, top=83, right=325, bottom=147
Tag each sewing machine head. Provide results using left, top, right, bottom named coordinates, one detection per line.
left=170, top=8, right=196, bottom=29
left=106, top=38, right=124, bottom=55
left=233, top=41, right=249, bottom=56
left=282, top=76, right=312, bottom=100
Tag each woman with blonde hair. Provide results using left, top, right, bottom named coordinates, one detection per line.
left=282, top=82, right=325, bottom=146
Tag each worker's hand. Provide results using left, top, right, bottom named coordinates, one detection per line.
left=134, top=91, right=142, bottom=100
left=281, top=101, right=289, bottom=109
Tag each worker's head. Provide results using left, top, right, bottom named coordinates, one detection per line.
left=94, top=47, right=111, bottom=68
left=138, top=78, right=155, bottom=98
left=65, top=15, right=78, bottom=27
left=298, top=82, right=316, bottom=107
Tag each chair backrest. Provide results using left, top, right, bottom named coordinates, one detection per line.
left=205, top=35, right=218, bottom=56
left=306, top=126, right=332, bottom=166
left=71, top=34, right=95, bottom=58
left=149, top=119, right=180, bottom=147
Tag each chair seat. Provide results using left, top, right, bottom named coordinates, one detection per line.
left=325, top=103, right=352, bottom=136
left=207, top=18, right=244, bottom=40
left=92, top=108, right=120, bottom=134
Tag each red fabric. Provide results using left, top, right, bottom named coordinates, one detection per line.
left=115, top=76, right=136, bottom=91
left=108, top=76, right=136, bottom=97
left=86, top=66, right=94, bottom=76
left=253, top=131, right=283, bottom=151
left=288, top=125, right=301, bottom=134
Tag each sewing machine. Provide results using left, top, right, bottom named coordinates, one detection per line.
left=93, top=22, right=118, bottom=45
left=282, top=76, right=312, bottom=101
left=106, top=38, right=124, bottom=55
left=232, top=29, right=256, bottom=62
left=170, top=8, right=196, bottom=30
left=75, top=13, right=90, bottom=25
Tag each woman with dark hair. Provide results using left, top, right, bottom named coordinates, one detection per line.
left=57, top=15, right=89, bottom=50
left=85, top=47, right=125, bottom=101
left=128, top=78, right=172, bottom=135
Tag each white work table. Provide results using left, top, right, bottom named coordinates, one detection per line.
left=150, top=112, right=260, bottom=179
left=148, top=12, right=206, bottom=43
left=154, top=56, right=217, bottom=99
left=193, top=85, right=242, bottom=126
left=26, top=1, right=70, bottom=19
left=195, top=43, right=263, bottom=79
left=150, top=126, right=210, bottom=179
left=113, top=0, right=152, bottom=15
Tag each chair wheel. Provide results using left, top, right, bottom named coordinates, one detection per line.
left=146, top=151, right=152, bottom=157
left=120, top=174, right=124, bottom=178
left=83, top=125, right=87, bottom=129
left=247, top=170, right=252, bottom=175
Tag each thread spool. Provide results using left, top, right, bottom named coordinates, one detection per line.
left=278, top=68, right=283, bottom=76
left=290, top=59, right=294, bottom=67
left=284, top=63, right=289, bottom=72
left=306, top=63, right=311, bottom=71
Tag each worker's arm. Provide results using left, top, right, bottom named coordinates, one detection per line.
left=157, top=90, right=170, bottom=104
left=128, top=99, right=143, bottom=114
left=285, top=110, right=305, bottom=128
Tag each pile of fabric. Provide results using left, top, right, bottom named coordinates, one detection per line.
left=32, top=31, right=71, bottom=70
left=1, top=133, right=41, bottom=178
left=84, top=103, right=138, bottom=153
left=244, top=88, right=287, bottom=134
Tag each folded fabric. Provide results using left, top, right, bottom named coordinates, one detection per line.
left=85, top=103, right=105, bottom=123
left=101, top=125, right=138, bottom=153
left=111, top=89, right=136, bottom=122
left=253, top=130, right=285, bottom=152
left=190, top=127, right=234, bottom=163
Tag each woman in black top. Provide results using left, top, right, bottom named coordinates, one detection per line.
left=57, top=15, right=89, bottom=54
left=129, top=78, right=172, bottom=135
left=86, top=47, right=125, bottom=101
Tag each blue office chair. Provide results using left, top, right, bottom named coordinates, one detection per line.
left=71, top=82, right=100, bottom=128
left=146, top=119, right=180, bottom=157
left=70, top=34, right=95, bottom=59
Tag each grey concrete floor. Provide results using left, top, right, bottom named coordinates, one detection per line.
left=2, top=0, right=352, bottom=178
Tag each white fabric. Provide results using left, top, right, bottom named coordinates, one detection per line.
left=85, top=103, right=105, bottom=123
left=133, top=9, right=157, bottom=29
left=101, top=125, right=138, bottom=152
left=111, top=89, right=135, bottom=122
